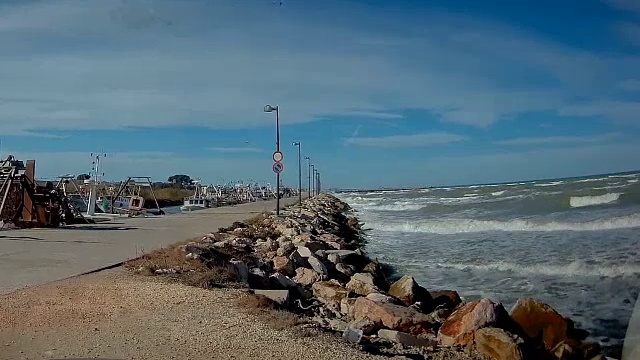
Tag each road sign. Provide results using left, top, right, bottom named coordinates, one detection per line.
left=273, top=151, right=284, bottom=163
left=273, top=162, right=284, bottom=174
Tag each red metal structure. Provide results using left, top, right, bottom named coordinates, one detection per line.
left=0, top=156, right=85, bottom=228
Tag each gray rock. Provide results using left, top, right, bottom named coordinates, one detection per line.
left=377, top=329, right=437, bottom=348
left=307, top=255, right=328, bottom=276
left=336, top=263, right=356, bottom=277
left=253, top=289, right=290, bottom=305
left=228, top=260, right=249, bottom=285
left=347, top=318, right=381, bottom=335
left=295, top=246, right=313, bottom=258
left=342, top=327, right=363, bottom=344
left=269, top=273, right=297, bottom=288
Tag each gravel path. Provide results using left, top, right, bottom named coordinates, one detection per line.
left=0, top=269, right=388, bottom=360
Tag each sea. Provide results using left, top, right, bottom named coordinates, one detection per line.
left=336, top=171, right=640, bottom=356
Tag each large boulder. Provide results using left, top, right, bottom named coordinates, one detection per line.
left=474, top=327, right=526, bottom=360
left=346, top=273, right=381, bottom=296
left=388, top=275, right=434, bottom=311
left=307, top=255, right=329, bottom=276
left=438, top=299, right=510, bottom=347
left=312, top=280, right=349, bottom=311
left=353, top=297, right=436, bottom=335
left=272, top=256, right=295, bottom=276
left=431, top=290, right=463, bottom=309
left=292, top=267, right=321, bottom=286
left=509, top=297, right=570, bottom=350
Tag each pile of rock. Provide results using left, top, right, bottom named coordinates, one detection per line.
left=165, top=194, right=614, bottom=360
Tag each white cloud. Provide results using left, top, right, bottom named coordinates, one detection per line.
left=208, top=147, right=263, bottom=153
left=345, top=132, right=467, bottom=147
left=0, top=0, right=637, bottom=135
left=495, top=133, right=621, bottom=146
left=558, top=101, right=640, bottom=123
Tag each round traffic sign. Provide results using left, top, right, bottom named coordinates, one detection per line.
left=273, top=151, right=284, bottom=163
left=273, top=162, right=284, bottom=174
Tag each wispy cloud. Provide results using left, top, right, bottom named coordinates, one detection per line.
left=0, top=0, right=638, bottom=135
left=620, top=79, right=640, bottom=91
left=345, top=132, right=467, bottom=148
left=495, top=133, right=621, bottom=146
left=208, top=147, right=263, bottom=153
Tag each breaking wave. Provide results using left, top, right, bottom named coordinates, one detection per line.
left=435, top=260, right=640, bottom=278
left=374, top=214, right=640, bottom=234
left=570, top=193, right=622, bottom=208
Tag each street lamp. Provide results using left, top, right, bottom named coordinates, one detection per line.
left=264, top=104, right=281, bottom=215
left=292, top=141, right=302, bottom=204
left=317, top=172, right=321, bottom=194
left=305, top=156, right=311, bottom=198
left=310, top=164, right=315, bottom=197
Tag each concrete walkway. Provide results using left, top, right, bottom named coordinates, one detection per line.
left=0, top=197, right=300, bottom=294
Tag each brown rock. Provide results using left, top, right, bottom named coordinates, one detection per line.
left=272, top=256, right=295, bottom=276
left=292, top=268, right=321, bottom=286
left=509, top=297, right=569, bottom=350
left=304, top=240, right=326, bottom=252
left=292, top=233, right=312, bottom=245
left=347, top=318, right=382, bottom=335
left=312, top=280, right=349, bottom=311
left=474, top=327, right=525, bottom=360
left=431, top=290, right=462, bottom=309
left=276, top=241, right=295, bottom=257
left=438, top=299, right=509, bottom=347
left=335, top=263, right=356, bottom=277
left=326, top=241, right=345, bottom=250
left=353, top=297, right=436, bottom=335
left=346, top=273, right=381, bottom=296
left=552, top=339, right=582, bottom=360
left=388, top=275, right=434, bottom=310
left=340, top=297, right=357, bottom=318
left=581, top=342, right=602, bottom=359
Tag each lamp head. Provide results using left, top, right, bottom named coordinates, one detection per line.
left=263, top=104, right=277, bottom=113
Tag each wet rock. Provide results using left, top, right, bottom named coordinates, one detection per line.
left=509, top=297, right=570, bottom=350
left=293, top=267, right=322, bottom=286
left=312, top=280, right=350, bottom=311
left=388, top=275, right=434, bottom=311
left=438, top=299, right=510, bottom=347
left=353, top=297, right=436, bottom=335
left=273, top=256, right=295, bottom=276
left=581, top=342, right=602, bottom=359
left=474, top=327, right=525, bottom=360
left=431, top=290, right=463, bottom=309
left=378, top=329, right=438, bottom=348
left=346, top=273, right=381, bottom=296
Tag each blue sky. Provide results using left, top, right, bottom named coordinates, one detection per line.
left=1, top=0, right=639, bottom=189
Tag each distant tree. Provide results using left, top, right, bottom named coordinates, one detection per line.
left=77, top=174, right=91, bottom=181
left=167, top=174, right=192, bottom=188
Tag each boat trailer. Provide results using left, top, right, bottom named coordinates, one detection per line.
left=0, top=156, right=89, bottom=229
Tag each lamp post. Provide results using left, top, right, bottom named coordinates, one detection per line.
left=292, top=141, right=302, bottom=204
left=317, top=172, right=321, bottom=194
left=305, top=156, right=311, bottom=198
left=264, top=104, right=280, bottom=215
left=311, top=164, right=315, bottom=197
left=313, top=167, right=317, bottom=196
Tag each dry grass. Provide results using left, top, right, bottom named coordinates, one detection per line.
left=141, top=187, right=194, bottom=202
left=235, top=294, right=303, bottom=331
left=125, top=241, right=200, bottom=274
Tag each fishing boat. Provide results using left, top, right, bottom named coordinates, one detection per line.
left=180, top=181, right=211, bottom=211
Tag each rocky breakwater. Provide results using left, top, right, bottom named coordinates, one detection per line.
left=130, top=194, right=616, bottom=360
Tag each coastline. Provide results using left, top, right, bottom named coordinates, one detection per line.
left=123, top=194, right=617, bottom=359
left=0, top=194, right=622, bottom=359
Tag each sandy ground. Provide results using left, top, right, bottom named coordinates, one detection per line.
left=0, top=269, right=388, bottom=360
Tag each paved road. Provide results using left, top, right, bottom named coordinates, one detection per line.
left=0, top=197, right=300, bottom=294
